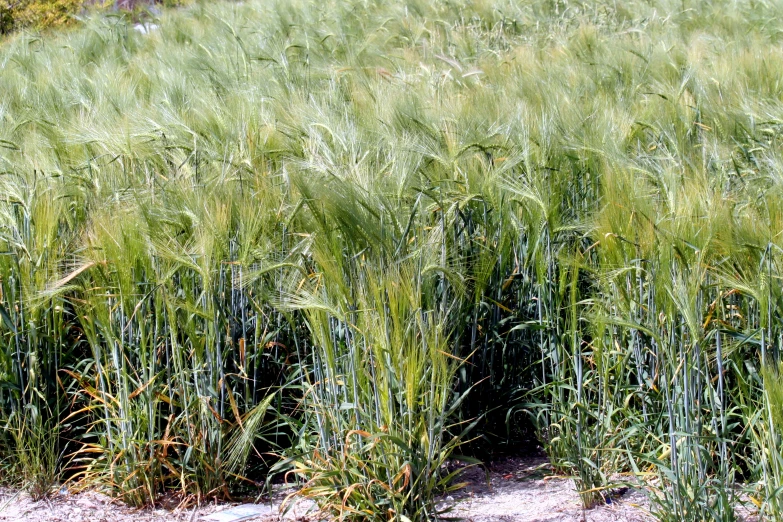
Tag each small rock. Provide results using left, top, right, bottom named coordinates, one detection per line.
left=201, top=504, right=273, bottom=522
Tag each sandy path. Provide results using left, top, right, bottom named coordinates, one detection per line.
left=0, top=456, right=655, bottom=522
left=444, top=456, right=652, bottom=522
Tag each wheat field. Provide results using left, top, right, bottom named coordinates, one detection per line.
left=1, top=0, right=783, bottom=520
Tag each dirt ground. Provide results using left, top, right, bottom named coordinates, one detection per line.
left=442, top=456, right=652, bottom=522
left=0, top=456, right=658, bottom=522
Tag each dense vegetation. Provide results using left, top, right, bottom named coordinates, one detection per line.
left=2, top=0, right=783, bottom=520
left=0, top=0, right=188, bottom=35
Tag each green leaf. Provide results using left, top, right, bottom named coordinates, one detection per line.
left=0, top=302, right=17, bottom=334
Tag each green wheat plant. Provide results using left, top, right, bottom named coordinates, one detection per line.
left=2, top=0, right=783, bottom=519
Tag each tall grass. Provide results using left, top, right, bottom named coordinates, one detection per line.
left=2, top=0, right=783, bottom=519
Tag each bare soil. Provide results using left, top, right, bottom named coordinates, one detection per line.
left=0, top=456, right=659, bottom=522
left=442, top=456, right=652, bottom=522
